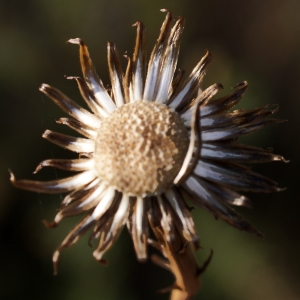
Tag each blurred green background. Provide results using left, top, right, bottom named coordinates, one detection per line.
left=1, top=0, right=299, bottom=299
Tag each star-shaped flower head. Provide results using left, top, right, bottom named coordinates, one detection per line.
left=10, top=10, right=285, bottom=274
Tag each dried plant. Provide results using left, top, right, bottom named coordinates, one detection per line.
left=10, top=9, right=285, bottom=299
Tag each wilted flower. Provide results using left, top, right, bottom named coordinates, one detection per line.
left=10, top=10, right=285, bottom=274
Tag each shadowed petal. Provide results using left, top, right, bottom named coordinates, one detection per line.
left=169, top=51, right=212, bottom=110
left=68, top=38, right=116, bottom=113
left=61, top=178, right=101, bottom=207
left=93, top=194, right=130, bottom=261
left=56, top=117, right=97, bottom=139
left=155, top=17, right=185, bottom=103
left=52, top=181, right=107, bottom=224
left=181, top=83, right=223, bottom=125
left=66, top=76, right=108, bottom=118
left=51, top=187, right=118, bottom=274
left=33, top=158, right=94, bottom=173
left=107, top=42, right=125, bottom=107
left=52, top=213, right=94, bottom=275
left=200, top=143, right=287, bottom=164
left=173, top=85, right=203, bottom=184
left=193, top=177, right=253, bottom=208
left=39, top=84, right=101, bottom=128
left=131, top=22, right=146, bottom=102
left=193, top=159, right=280, bottom=192
left=168, top=68, right=185, bottom=99
left=42, top=130, right=95, bottom=153
left=123, top=54, right=133, bottom=103
left=181, top=176, right=263, bottom=237
left=165, top=188, right=199, bottom=246
left=10, top=170, right=97, bottom=194
left=156, top=195, right=175, bottom=242
left=200, top=81, right=248, bottom=117
left=173, top=83, right=223, bottom=185
left=88, top=194, right=122, bottom=244
left=200, top=105, right=281, bottom=130
left=201, top=118, right=282, bottom=142
left=127, top=197, right=148, bottom=260
left=91, top=187, right=116, bottom=219
left=143, top=10, right=173, bottom=101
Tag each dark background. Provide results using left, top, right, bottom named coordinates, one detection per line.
left=1, top=0, right=299, bottom=299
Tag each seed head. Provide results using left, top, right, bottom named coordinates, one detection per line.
left=94, top=100, right=189, bottom=197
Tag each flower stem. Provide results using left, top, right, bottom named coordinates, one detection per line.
left=150, top=222, right=202, bottom=299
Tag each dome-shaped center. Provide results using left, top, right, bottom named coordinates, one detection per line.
left=94, top=100, right=189, bottom=197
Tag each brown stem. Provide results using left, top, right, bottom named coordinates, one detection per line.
left=149, top=223, right=201, bottom=300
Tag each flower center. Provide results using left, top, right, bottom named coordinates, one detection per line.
left=94, top=100, right=189, bottom=197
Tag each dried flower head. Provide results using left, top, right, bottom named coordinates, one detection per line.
left=11, top=10, right=285, bottom=274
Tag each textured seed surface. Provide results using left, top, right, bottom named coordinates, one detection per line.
left=94, top=100, right=189, bottom=197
